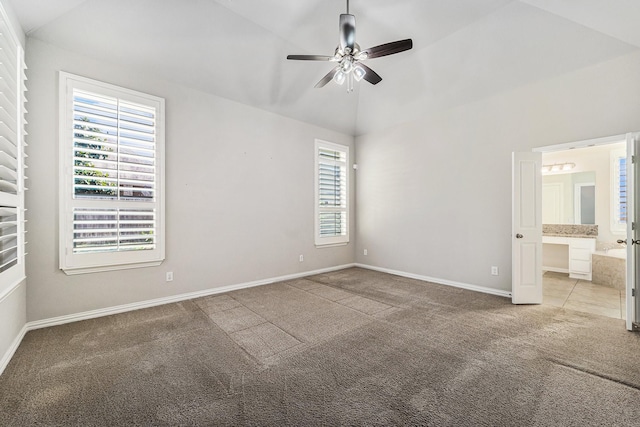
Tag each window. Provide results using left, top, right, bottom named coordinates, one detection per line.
left=611, top=148, right=626, bottom=234
left=59, top=73, right=165, bottom=274
left=0, top=8, right=27, bottom=294
left=314, top=140, right=349, bottom=246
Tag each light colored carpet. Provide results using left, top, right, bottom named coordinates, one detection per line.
left=1, top=267, right=640, bottom=426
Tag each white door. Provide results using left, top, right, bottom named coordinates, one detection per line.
left=512, top=152, right=542, bottom=304
left=626, top=133, right=639, bottom=331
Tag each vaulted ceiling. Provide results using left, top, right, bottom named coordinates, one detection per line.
left=9, top=0, right=640, bottom=136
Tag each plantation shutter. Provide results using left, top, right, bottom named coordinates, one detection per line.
left=315, top=140, right=349, bottom=246
left=72, top=90, right=157, bottom=254
left=60, top=73, right=165, bottom=274
left=0, top=9, right=26, bottom=285
left=615, top=156, right=627, bottom=224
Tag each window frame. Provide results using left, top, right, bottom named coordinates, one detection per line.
left=314, top=139, right=349, bottom=247
left=0, top=6, right=27, bottom=296
left=59, top=72, right=165, bottom=275
left=611, top=147, right=626, bottom=235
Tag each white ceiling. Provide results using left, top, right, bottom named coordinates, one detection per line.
left=8, top=0, right=640, bottom=136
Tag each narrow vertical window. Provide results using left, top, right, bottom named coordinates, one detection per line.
left=59, top=73, right=165, bottom=274
left=611, top=148, right=627, bottom=234
left=315, top=140, right=349, bottom=246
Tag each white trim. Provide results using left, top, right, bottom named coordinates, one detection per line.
left=26, top=263, right=356, bottom=331
left=0, top=323, right=27, bottom=376
left=543, top=267, right=569, bottom=274
left=533, top=134, right=626, bottom=153
left=0, top=275, right=25, bottom=303
left=63, top=260, right=163, bottom=276
left=355, top=263, right=512, bottom=298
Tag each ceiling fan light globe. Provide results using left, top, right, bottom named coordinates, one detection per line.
left=341, top=60, right=353, bottom=73
left=353, top=65, right=366, bottom=82
left=334, top=70, right=347, bottom=85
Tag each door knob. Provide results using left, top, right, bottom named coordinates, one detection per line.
left=617, top=239, right=640, bottom=245
left=516, top=234, right=523, bottom=239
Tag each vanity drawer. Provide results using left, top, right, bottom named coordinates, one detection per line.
left=570, top=260, right=591, bottom=273
left=570, top=238, right=595, bottom=249
left=571, top=248, right=592, bottom=261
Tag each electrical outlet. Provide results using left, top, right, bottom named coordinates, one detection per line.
left=299, top=254, right=304, bottom=262
left=491, top=266, right=499, bottom=276
left=363, top=249, right=368, bottom=256
left=166, top=272, right=174, bottom=282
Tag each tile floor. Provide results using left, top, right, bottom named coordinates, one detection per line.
left=543, top=271, right=626, bottom=319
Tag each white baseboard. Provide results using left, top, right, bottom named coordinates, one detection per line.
left=0, top=324, right=27, bottom=377
left=26, top=263, right=356, bottom=331
left=543, top=267, right=569, bottom=274
left=354, top=263, right=512, bottom=298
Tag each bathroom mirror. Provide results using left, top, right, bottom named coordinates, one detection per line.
left=542, top=171, right=596, bottom=225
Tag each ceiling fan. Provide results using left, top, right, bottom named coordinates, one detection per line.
left=286, top=0, right=413, bottom=92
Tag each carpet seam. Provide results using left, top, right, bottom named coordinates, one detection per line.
left=547, top=358, right=640, bottom=391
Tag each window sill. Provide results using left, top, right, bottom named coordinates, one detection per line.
left=315, top=242, right=349, bottom=249
left=62, top=260, right=164, bottom=275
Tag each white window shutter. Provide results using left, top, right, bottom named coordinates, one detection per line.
left=60, top=73, right=165, bottom=274
left=0, top=8, right=26, bottom=289
left=611, top=148, right=627, bottom=234
left=315, top=140, right=349, bottom=246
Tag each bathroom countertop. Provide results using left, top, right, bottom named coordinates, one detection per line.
left=542, top=224, right=598, bottom=237
left=542, top=233, right=596, bottom=239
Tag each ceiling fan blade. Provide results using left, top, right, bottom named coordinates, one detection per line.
left=362, top=39, right=413, bottom=59
left=339, top=14, right=356, bottom=52
left=358, top=63, right=382, bottom=85
left=287, top=55, right=333, bottom=61
left=315, top=67, right=340, bottom=88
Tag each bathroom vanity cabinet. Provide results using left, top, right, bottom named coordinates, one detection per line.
left=542, top=236, right=596, bottom=281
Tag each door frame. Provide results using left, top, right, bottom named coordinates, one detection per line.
left=531, top=133, right=636, bottom=330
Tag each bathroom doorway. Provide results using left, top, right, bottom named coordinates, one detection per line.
left=529, top=133, right=639, bottom=330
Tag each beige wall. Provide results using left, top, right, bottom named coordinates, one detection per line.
left=355, top=51, right=640, bottom=292
left=25, top=38, right=355, bottom=322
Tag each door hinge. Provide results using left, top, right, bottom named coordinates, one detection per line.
left=633, top=288, right=636, bottom=297
left=633, top=222, right=637, bottom=231
left=633, top=155, right=637, bottom=164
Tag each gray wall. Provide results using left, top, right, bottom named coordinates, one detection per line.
left=0, top=0, right=25, bottom=370
left=355, top=51, right=640, bottom=292
left=25, top=38, right=355, bottom=322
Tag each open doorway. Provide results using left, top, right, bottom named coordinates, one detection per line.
left=540, top=140, right=626, bottom=320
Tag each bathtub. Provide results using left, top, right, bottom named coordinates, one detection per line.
left=592, top=249, right=625, bottom=290
left=593, top=248, right=626, bottom=259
